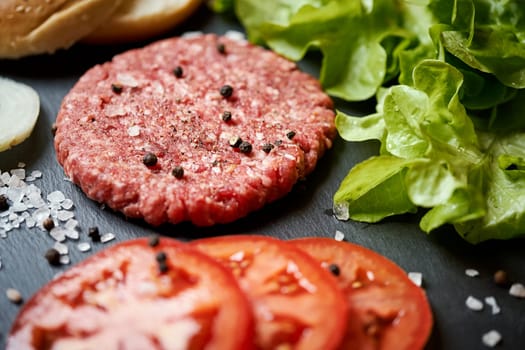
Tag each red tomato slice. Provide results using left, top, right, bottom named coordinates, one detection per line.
left=8, top=238, right=254, bottom=350
left=289, top=237, right=433, bottom=350
left=190, top=235, right=348, bottom=350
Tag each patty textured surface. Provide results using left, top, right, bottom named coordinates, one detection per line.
left=54, top=34, right=336, bottom=226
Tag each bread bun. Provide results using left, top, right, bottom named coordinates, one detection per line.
left=0, top=0, right=123, bottom=59
left=83, top=0, right=203, bottom=44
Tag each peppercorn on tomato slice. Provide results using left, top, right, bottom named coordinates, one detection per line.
left=289, top=237, right=433, bottom=350
left=7, top=238, right=254, bottom=350
left=190, top=235, right=348, bottom=350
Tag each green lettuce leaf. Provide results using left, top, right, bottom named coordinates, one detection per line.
left=429, top=0, right=525, bottom=88
left=333, top=60, right=525, bottom=243
left=333, top=155, right=418, bottom=222
left=454, top=132, right=525, bottom=242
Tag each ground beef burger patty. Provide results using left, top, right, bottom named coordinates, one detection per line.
left=54, top=33, right=336, bottom=226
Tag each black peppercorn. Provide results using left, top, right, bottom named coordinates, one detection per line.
left=494, top=270, right=509, bottom=287
left=173, top=66, right=183, bottom=78
left=156, top=251, right=167, bottom=263
left=229, top=136, right=242, bottom=148
left=143, top=152, right=158, bottom=166
left=220, top=85, right=233, bottom=98
left=156, top=252, right=169, bottom=273
left=158, top=261, right=169, bottom=273
left=88, top=227, right=101, bottom=242
left=239, top=141, right=252, bottom=154
left=222, top=111, right=232, bottom=122
left=0, top=195, right=9, bottom=212
left=286, top=131, right=296, bottom=140
left=328, top=263, right=340, bottom=276
left=111, top=83, right=123, bottom=94
left=217, top=43, right=226, bottom=54
left=172, top=166, right=184, bottom=179
left=262, top=143, right=274, bottom=153
left=45, top=248, right=61, bottom=266
left=42, top=217, right=55, bottom=231
left=148, top=234, right=160, bottom=247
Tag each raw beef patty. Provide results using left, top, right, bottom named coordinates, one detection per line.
left=54, top=33, right=336, bottom=226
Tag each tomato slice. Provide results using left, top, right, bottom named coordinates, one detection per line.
left=7, top=238, right=254, bottom=350
left=289, top=237, right=433, bottom=350
left=190, top=235, right=348, bottom=350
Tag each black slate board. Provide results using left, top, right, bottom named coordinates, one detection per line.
left=1, top=6, right=524, bottom=349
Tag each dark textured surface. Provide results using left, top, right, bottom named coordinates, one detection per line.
left=1, top=6, right=524, bottom=349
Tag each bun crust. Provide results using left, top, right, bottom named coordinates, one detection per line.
left=83, top=0, right=203, bottom=44
left=0, top=0, right=123, bottom=59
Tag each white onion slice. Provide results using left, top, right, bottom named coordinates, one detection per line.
left=0, top=77, right=40, bottom=152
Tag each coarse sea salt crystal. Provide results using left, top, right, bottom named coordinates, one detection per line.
left=484, top=296, right=501, bottom=315
left=8, top=174, right=22, bottom=187
left=466, top=296, right=484, bottom=311
left=57, top=210, right=74, bottom=222
left=61, top=198, right=74, bottom=210
left=334, top=230, right=345, bottom=242
left=465, top=268, right=479, bottom=277
left=32, top=207, right=50, bottom=223
left=408, top=272, right=423, bottom=287
left=49, top=227, right=66, bottom=242
left=77, top=242, right=91, bottom=252
left=28, top=192, right=45, bottom=208
left=65, top=229, right=79, bottom=240
left=25, top=217, right=36, bottom=228
left=333, top=202, right=349, bottom=221
left=59, top=255, right=70, bottom=265
left=1, top=172, right=11, bottom=184
left=11, top=202, right=27, bottom=212
left=6, top=288, right=23, bottom=304
left=31, top=170, right=42, bottom=178
left=509, top=283, right=525, bottom=298
left=182, top=31, right=203, bottom=38
left=482, top=330, right=502, bottom=347
left=64, top=219, right=78, bottom=230
left=225, top=30, right=246, bottom=41
left=53, top=242, right=69, bottom=255
left=11, top=168, right=25, bottom=180
left=127, top=125, right=140, bottom=136
left=47, top=190, right=65, bottom=204
left=7, top=187, right=24, bottom=202
left=116, top=73, right=138, bottom=87
left=101, top=232, right=116, bottom=243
